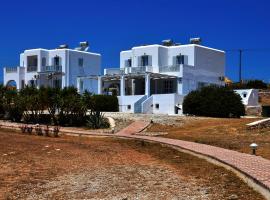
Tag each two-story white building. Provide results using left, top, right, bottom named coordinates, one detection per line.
left=3, top=39, right=227, bottom=115
left=79, top=39, right=225, bottom=115
left=3, top=42, right=101, bottom=93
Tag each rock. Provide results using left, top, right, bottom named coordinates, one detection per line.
left=227, top=194, right=238, bottom=200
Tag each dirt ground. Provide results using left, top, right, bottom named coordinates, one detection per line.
left=0, top=129, right=264, bottom=200
left=146, top=117, right=270, bottom=160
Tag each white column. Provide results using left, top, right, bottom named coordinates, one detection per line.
left=177, top=77, right=182, bottom=95
left=145, top=73, right=150, bottom=97
left=120, top=75, right=125, bottom=96
left=154, top=79, right=158, bottom=94
left=77, top=78, right=81, bottom=94
left=97, top=76, right=102, bottom=95
left=131, top=79, right=135, bottom=95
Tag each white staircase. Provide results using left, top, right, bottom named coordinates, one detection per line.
left=134, top=95, right=147, bottom=113
left=142, top=96, right=153, bottom=114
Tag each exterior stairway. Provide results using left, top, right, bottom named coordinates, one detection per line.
left=134, top=95, right=147, bottom=113
left=142, top=95, right=153, bottom=114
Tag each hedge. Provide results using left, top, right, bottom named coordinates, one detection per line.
left=183, top=86, right=245, bottom=118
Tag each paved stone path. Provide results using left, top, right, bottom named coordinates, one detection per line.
left=1, top=120, right=270, bottom=196
left=115, top=121, right=270, bottom=194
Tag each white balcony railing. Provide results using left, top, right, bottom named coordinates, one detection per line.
left=104, top=68, right=125, bottom=75
left=159, top=65, right=181, bottom=73
left=104, top=64, right=184, bottom=75
left=5, top=67, right=18, bottom=73
left=43, top=65, right=62, bottom=72
left=130, top=66, right=153, bottom=73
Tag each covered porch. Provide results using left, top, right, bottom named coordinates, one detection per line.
left=97, top=72, right=181, bottom=97
left=77, top=73, right=183, bottom=114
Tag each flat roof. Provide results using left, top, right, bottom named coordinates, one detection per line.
left=23, top=48, right=101, bottom=56
left=121, top=44, right=225, bottom=54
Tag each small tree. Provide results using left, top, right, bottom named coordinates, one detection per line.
left=3, top=89, right=24, bottom=122
left=226, top=79, right=268, bottom=90
left=57, top=87, right=87, bottom=126
left=246, top=80, right=267, bottom=89
left=183, top=86, right=245, bottom=118
left=42, top=87, right=61, bottom=125
left=19, top=86, right=46, bottom=123
left=0, top=84, right=7, bottom=118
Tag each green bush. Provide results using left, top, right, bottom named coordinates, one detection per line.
left=90, top=95, right=119, bottom=112
left=226, top=79, right=268, bottom=90
left=183, top=86, right=245, bottom=118
left=0, top=84, right=7, bottom=118
left=86, top=111, right=110, bottom=129
left=3, top=89, right=24, bottom=122
left=0, top=86, right=118, bottom=128
left=262, top=106, right=270, bottom=117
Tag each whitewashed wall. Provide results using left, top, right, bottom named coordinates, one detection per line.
left=234, top=89, right=259, bottom=107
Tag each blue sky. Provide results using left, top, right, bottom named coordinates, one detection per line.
left=0, top=0, right=270, bottom=82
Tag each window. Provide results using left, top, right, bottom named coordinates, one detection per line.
left=155, top=104, right=159, bottom=109
left=27, top=55, right=38, bottom=72
left=54, top=56, right=61, bottom=66
left=29, top=80, right=35, bottom=87
left=79, top=58, right=84, bottom=67
left=176, top=55, right=185, bottom=65
left=125, top=58, right=132, bottom=67
left=141, top=55, right=148, bottom=66
left=242, top=92, right=247, bottom=98
left=127, top=105, right=131, bottom=110
left=54, top=79, right=62, bottom=88
left=42, top=57, right=46, bottom=67
left=164, top=80, right=173, bottom=93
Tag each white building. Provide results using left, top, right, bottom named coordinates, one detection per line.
left=80, top=39, right=226, bottom=115
left=234, top=89, right=259, bottom=107
left=3, top=42, right=101, bottom=93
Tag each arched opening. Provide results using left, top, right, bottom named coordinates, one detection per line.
left=6, top=80, right=17, bottom=90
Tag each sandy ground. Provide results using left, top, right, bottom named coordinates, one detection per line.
left=0, top=129, right=264, bottom=200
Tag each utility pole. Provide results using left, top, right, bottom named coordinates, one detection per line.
left=239, top=49, right=242, bottom=83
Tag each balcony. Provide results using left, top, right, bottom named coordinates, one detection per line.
left=5, top=67, right=18, bottom=73
left=104, top=68, right=125, bottom=75
left=43, top=65, right=62, bottom=72
left=130, top=66, right=153, bottom=73
left=159, top=65, right=181, bottom=73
